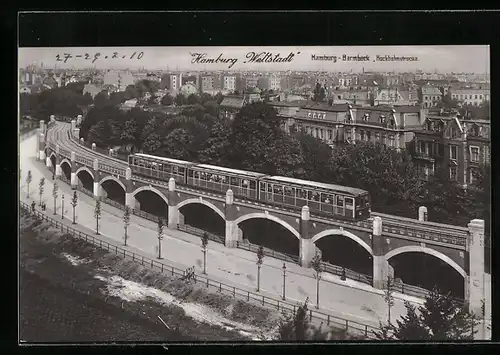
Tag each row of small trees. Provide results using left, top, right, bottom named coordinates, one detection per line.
left=26, top=169, right=332, bottom=307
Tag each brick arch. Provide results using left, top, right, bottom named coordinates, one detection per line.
left=132, top=185, right=169, bottom=206
left=385, top=246, right=466, bottom=279
left=49, top=152, right=57, bottom=160
left=99, top=175, right=126, bottom=192
left=75, top=166, right=94, bottom=180
left=233, top=212, right=300, bottom=240
left=60, top=158, right=71, bottom=167
left=177, top=198, right=225, bottom=220
left=311, top=229, right=373, bottom=256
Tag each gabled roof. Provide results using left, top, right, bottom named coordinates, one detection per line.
left=220, top=95, right=245, bottom=109
left=300, top=103, right=350, bottom=112
left=421, top=86, right=442, bottom=95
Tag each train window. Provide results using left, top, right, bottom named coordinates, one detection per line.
left=321, top=193, right=333, bottom=204
left=242, top=179, right=250, bottom=188
left=188, top=169, right=194, bottom=178
left=284, top=186, right=293, bottom=196
left=230, top=176, right=238, bottom=186
left=260, top=182, right=266, bottom=192
left=345, top=197, right=354, bottom=208
left=336, top=195, right=344, bottom=207
left=249, top=180, right=256, bottom=190
left=297, top=189, right=307, bottom=199
left=268, top=184, right=273, bottom=193
left=173, top=166, right=178, bottom=174
left=200, top=172, right=207, bottom=180
left=221, top=176, right=228, bottom=184
left=311, top=191, right=320, bottom=202
left=273, top=185, right=283, bottom=194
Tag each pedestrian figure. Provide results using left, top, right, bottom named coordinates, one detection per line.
left=42, top=202, right=46, bottom=211
left=31, top=201, right=36, bottom=212
left=52, top=173, right=55, bottom=181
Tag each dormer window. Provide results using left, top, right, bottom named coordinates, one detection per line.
left=380, top=115, right=386, bottom=124
left=427, top=121, right=433, bottom=131
left=313, top=113, right=317, bottom=119
left=308, top=112, right=311, bottom=118
left=363, top=113, right=369, bottom=121
left=322, top=113, right=326, bottom=119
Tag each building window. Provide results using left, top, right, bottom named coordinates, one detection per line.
left=450, top=145, right=458, bottom=160
left=449, top=166, right=458, bottom=181
left=470, top=169, right=476, bottom=184
left=388, top=135, right=395, bottom=147
left=315, top=127, right=319, bottom=137
left=360, top=130, right=365, bottom=141
left=419, top=140, right=425, bottom=154
left=366, top=131, right=371, bottom=141
left=328, top=130, right=333, bottom=140
left=375, top=132, right=380, bottom=141
left=308, top=113, right=311, bottom=118
left=320, top=129, right=324, bottom=139
left=475, top=94, right=478, bottom=99
left=470, top=146, right=480, bottom=162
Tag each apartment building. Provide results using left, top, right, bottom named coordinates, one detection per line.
left=280, top=103, right=424, bottom=151
left=412, top=113, right=490, bottom=186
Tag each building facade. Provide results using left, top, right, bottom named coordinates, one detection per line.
left=420, top=86, right=443, bottom=108
left=280, top=103, right=424, bottom=151
left=219, top=95, right=246, bottom=120
left=411, top=113, right=490, bottom=185
left=449, top=88, right=490, bottom=106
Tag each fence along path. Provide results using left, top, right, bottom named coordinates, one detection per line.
left=20, top=201, right=379, bottom=339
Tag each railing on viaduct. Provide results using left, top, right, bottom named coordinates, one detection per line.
left=46, top=122, right=469, bottom=251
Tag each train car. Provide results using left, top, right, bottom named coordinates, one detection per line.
left=128, top=153, right=197, bottom=186
left=186, top=163, right=269, bottom=200
left=260, top=176, right=370, bottom=221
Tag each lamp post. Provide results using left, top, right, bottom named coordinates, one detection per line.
left=61, top=194, right=65, bottom=219
left=282, top=262, right=286, bottom=300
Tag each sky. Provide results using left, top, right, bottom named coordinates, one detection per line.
left=19, top=46, right=490, bottom=74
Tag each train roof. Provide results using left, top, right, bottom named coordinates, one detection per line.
left=194, top=163, right=269, bottom=178
left=132, top=153, right=196, bottom=166
left=264, top=176, right=368, bottom=196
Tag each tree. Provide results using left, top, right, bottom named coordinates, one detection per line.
left=256, top=245, right=264, bottom=292
left=120, top=119, right=139, bottom=152
left=313, top=82, right=326, bottom=102
left=26, top=170, right=32, bottom=198
left=228, top=102, right=284, bottom=172
left=161, top=93, right=174, bottom=106
left=38, top=177, right=45, bottom=206
left=93, top=90, right=109, bottom=109
left=94, top=198, right=101, bottom=235
left=159, top=128, right=196, bottom=160
left=201, top=231, right=209, bottom=274
left=123, top=205, right=131, bottom=246
left=70, top=191, right=78, bottom=224
left=157, top=217, right=164, bottom=259
left=198, top=119, right=232, bottom=166
left=374, top=287, right=480, bottom=340
left=175, top=93, right=187, bottom=106
left=187, top=93, right=199, bottom=105
left=52, top=183, right=59, bottom=215
left=384, top=275, right=396, bottom=324
left=310, top=252, right=323, bottom=309
left=278, top=297, right=310, bottom=341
